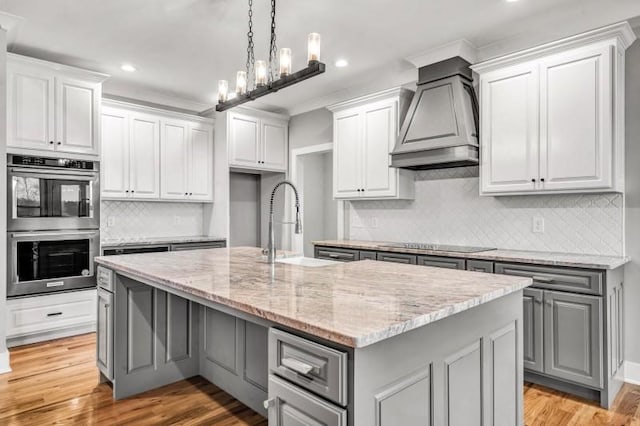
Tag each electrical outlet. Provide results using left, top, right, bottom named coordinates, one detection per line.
left=107, top=217, right=116, bottom=227
left=174, top=216, right=181, bottom=225
left=532, top=216, right=545, bottom=234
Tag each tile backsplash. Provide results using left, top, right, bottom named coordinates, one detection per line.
left=349, top=167, right=624, bottom=256
left=100, top=201, right=204, bottom=240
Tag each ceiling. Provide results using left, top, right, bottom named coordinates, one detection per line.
left=3, top=0, right=640, bottom=115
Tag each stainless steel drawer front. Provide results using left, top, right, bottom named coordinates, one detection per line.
left=495, top=263, right=603, bottom=295
left=269, top=328, right=348, bottom=406
left=418, top=255, right=466, bottom=269
left=97, top=266, right=114, bottom=292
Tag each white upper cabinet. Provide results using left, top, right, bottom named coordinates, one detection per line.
left=102, top=100, right=213, bottom=202
left=328, top=88, right=414, bottom=200
left=479, top=62, right=539, bottom=194
left=473, top=23, right=636, bottom=195
left=7, top=54, right=107, bottom=158
left=228, top=110, right=288, bottom=172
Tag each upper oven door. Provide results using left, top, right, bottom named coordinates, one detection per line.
left=8, top=167, right=100, bottom=231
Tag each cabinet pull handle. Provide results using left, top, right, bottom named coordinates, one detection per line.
left=104, top=304, right=110, bottom=308
left=47, top=312, right=63, bottom=317
left=532, top=275, right=554, bottom=283
left=281, top=357, right=315, bottom=375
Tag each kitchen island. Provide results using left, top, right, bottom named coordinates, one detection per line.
left=94, top=247, right=531, bottom=425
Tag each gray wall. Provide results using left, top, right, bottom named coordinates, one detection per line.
left=288, top=108, right=333, bottom=151
left=625, top=36, right=640, bottom=365
left=230, top=172, right=261, bottom=247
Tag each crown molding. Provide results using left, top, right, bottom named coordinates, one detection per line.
left=7, top=52, right=110, bottom=82
left=405, top=39, right=478, bottom=68
left=327, top=86, right=413, bottom=112
left=472, top=21, right=637, bottom=73
left=102, top=97, right=214, bottom=125
left=0, top=11, right=23, bottom=46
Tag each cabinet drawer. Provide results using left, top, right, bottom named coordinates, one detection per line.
left=268, top=375, right=347, bottom=425
left=359, top=250, right=377, bottom=260
left=97, top=266, right=114, bottom=291
left=315, top=246, right=359, bottom=262
left=269, top=328, right=348, bottom=406
left=377, top=252, right=417, bottom=264
left=495, top=263, right=603, bottom=295
left=7, top=290, right=96, bottom=337
left=467, top=260, right=494, bottom=273
left=170, top=241, right=226, bottom=251
left=418, top=255, right=465, bottom=269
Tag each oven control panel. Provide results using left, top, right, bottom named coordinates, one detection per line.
left=9, top=155, right=95, bottom=170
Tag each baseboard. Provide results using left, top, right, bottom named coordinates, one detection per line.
left=624, top=361, right=640, bottom=385
left=0, top=350, right=11, bottom=374
left=6, top=324, right=96, bottom=348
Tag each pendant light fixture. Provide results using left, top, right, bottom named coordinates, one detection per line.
left=216, top=0, right=325, bottom=112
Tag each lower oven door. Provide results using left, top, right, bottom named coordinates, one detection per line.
left=8, top=230, right=99, bottom=297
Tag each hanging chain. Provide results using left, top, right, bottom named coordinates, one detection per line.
left=268, top=0, right=278, bottom=82
left=246, top=0, right=255, bottom=91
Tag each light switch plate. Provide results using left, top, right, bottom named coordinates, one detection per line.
left=532, top=216, right=545, bottom=234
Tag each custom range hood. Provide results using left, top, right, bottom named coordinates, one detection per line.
left=391, top=57, right=479, bottom=170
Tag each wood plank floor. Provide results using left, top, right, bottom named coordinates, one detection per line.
left=1, top=333, right=640, bottom=425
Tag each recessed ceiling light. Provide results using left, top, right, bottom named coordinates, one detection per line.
left=335, top=59, right=349, bottom=68
left=121, top=64, right=136, bottom=72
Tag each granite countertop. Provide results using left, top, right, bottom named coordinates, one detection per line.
left=313, top=240, right=629, bottom=270
left=94, top=247, right=531, bottom=348
left=101, top=235, right=226, bottom=248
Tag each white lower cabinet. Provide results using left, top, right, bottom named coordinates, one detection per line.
left=102, top=100, right=213, bottom=202
left=6, top=289, right=97, bottom=347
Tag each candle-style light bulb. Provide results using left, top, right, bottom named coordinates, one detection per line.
left=279, top=48, right=292, bottom=77
left=255, top=60, right=267, bottom=87
left=236, top=71, right=247, bottom=95
left=307, top=33, right=321, bottom=63
left=217, top=80, right=228, bottom=102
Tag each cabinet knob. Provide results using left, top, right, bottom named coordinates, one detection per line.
left=49, top=140, right=54, bottom=145
left=540, top=178, right=545, bottom=182
left=531, top=178, right=536, bottom=183
left=189, top=192, right=193, bottom=195
left=263, top=399, right=275, bottom=409
left=184, top=192, right=188, bottom=195
left=131, top=190, right=135, bottom=193
left=125, top=190, right=129, bottom=193
left=57, top=141, right=61, bottom=145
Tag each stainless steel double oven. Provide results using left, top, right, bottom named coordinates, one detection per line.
left=7, top=155, right=100, bottom=297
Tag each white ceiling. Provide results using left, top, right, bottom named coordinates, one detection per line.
left=3, top=0, right=640, bottom=115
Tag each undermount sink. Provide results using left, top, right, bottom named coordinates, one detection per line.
left=275, top=256, right=339, bottom=267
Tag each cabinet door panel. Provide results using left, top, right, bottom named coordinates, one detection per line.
left=129, top=114, right=160, bottom=199
left=363, top=103, right=396, bottom=197
left=262, top=120, right=287, bottom=171
left=543, top=291, right=602, bottom=387
left=480, top=63, right=539, bottom=193
left=333, top=111, right=362, bottom=198
left=101, top=109, right=130, bottom=198
left=244, top=321, right=268, bottom=392
left=161, top=121, right=188, bottom=199
left=523, top=288, right=544, bottom=373
left=188, top=124, right=213, bottom=201
left=96, top=288, right=113, bottom=380
left=8, top=67, right=55, bottom=151
left=229, top=113, right=260, bottom=167
left=56, top=77, right=99, bottom=155
left=539, top=45, right=613, bottom=190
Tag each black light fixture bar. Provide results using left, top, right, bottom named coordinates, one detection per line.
left=216, top=61, right=326, bottom=112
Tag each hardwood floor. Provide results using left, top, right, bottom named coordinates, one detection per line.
left=1, top=334, right=640, bottom=425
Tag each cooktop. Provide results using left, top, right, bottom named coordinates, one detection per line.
left=379, top=243, right=497, bottom=253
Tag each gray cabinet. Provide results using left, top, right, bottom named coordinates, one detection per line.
left=543, top=291, right=602, bottom=388
left=170, top=240, right=226, bottom=251
left=359, top=250, right=377, bottom=260
left=268, top=375, right=347, bottom=426
left=96, top=287, right=113, bottom=380
left=467, top=259, right=494, bottom=273
left=522, top=288, right=543, bottom=373
left=418, top=255, right=466, bottom=269
left=377, top=252, right=417, bottom=264
left=495, top=262, right=603, bottom=295
left=315, top=246, right=360, bottom=262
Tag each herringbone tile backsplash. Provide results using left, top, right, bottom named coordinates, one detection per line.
left=349, top=167, right=624, bottom=256
left=101, top=201, right=204, bottom=240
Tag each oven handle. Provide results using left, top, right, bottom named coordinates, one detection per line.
left=10, top=230, right=99, bottom=240
left=9, top=167, right=99, bottom=179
